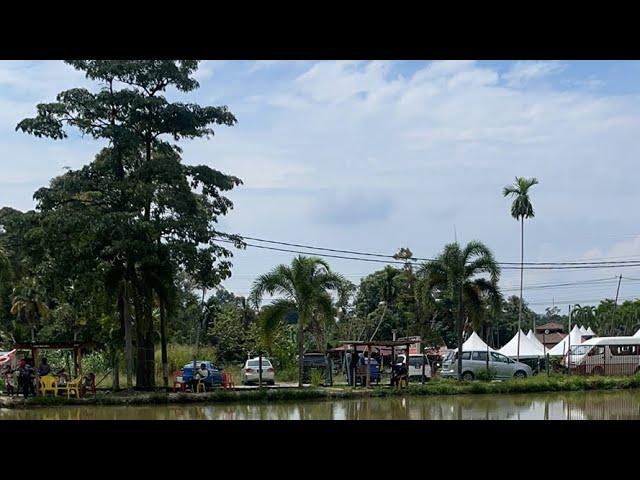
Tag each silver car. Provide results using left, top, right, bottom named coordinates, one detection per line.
left=440, top=350, right=532, bottom=380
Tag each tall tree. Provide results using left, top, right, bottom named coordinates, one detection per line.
left=418, top=241, right=501, bottom=379
left=17, top=60, right=242, bottom=388
left=251, top=256, right=345, bottom=387
left=502, top=176, right=538, bottom=360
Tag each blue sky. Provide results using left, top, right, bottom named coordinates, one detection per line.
left=2, top=60, right=640, bottom=314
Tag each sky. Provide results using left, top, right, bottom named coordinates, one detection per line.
left=2, top=60, right=640, bottom=314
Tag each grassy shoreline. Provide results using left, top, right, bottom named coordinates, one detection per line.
left=3, top=375, right=640, bottom=409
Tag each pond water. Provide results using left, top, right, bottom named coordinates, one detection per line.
left=2, top=389, right=640, bottom=419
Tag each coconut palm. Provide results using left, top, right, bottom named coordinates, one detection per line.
left=10, top=276, right=50, bottom=342
left=503, top=176, right=538, bottom=359
left=251, top=256, right=346, bottom=387
left=418, top=241, right=501, bottom=379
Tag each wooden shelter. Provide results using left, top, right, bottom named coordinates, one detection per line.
left=13, top=342, right=93, bottom=378
left=337, top=340, right=417, bottom=387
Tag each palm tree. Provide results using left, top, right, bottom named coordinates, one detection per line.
left=418, top=241, right=501, bottom=379
left=11, top=277, right=50, bottom=342
left=251, top=256, right=346, bottom=387
left=503, top=176, right=538, bottom=360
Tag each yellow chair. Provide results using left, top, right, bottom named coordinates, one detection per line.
left=196, top=380, right=206, bottom=393
left=39, top=375, right=58, bottom=397
left=66, top=376, right=82, bottom=399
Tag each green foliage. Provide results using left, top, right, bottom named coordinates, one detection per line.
left=502, top=176, right=539, bottom=220
left=251, top=256, right=346, bottom=387
left=476, top=367, right=497, bottom=381
left=310, top=368, right=324, bottom=387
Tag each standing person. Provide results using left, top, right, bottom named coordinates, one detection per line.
left=17, top=358, right=26, bottom=395
left=3, top=366, right=15, bottom=397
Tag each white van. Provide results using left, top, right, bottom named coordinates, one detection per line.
left=396, top=354, right=432, bottom=380
left=568, top=336, right=640, bottom=376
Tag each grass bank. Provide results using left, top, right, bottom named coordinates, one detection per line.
left=4, top=374, right=640, bottom=408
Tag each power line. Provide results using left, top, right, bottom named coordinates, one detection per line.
left=219, top=238, right=640, bottom=270
left=234, top=234, right=640, bottom=267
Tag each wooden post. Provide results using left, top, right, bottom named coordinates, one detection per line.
left=406, top=343, right=411, bottom=386
left=72, top=348, right=78, bottom=378
left=366, top=344, right=371, bottom=388
left=78, top=346, right=82, bottom=378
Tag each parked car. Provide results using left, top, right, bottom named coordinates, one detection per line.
left=181, top=360, right=224, bottom=388
left=440, top=350, right=532, bottom=380
left=302, top=353, right=329, bottom=383
left=242, top=357, right=275, bottom=385
left=396, top=354, right=432, bottom=380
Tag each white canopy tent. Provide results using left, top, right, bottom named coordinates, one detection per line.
left=499, top=330, right=546, bottom=358
left=586, top=326, right=596, bottom=336
left=526, top=329, right=546, bottom=350
left=547, top=325, right=585, bottom=356
left=579, top=325, right=588, bottom=335
left=453, top=331, right=495, bottom=352
left=634, top=328, right=640, bottom=338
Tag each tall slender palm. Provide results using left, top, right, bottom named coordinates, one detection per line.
left=503, top=176, right=538, bottom=361
left=419, top=241, right=501, bottom=379
left=251, top=256, right=345, bottom=387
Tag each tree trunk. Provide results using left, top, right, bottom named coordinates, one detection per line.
left=517, top=216, right=524, bottom=362
left=457, top=284, right=463, bottom=381
left=112, top=351, right=120, bottom=392
left=297, top=317, right=304, bottom=388
left=160, top=296, right=168, bottom=389
left=122, top=282, right=133, bottom=390
left=193, top=287, right=206, bottom=387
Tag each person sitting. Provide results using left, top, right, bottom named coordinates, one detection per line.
left=82, top=373, right=96, bottom=396
left=38, top=357, right=51, bottom=377
left=56, top=369, right=68, bottom=386
left=189, top=364, right=209, bottom=392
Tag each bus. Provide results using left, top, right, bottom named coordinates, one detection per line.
left=567, top=336, right=640, bottom=376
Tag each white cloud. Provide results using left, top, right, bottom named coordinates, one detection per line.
left=4, top=60, right=640, bottom=312
left=503, top=61, right=566, bottom=87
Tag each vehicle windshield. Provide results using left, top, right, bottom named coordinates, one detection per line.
left=570, top=345, right=592, bottom=356
left=248, top=360, right=272, bottom=367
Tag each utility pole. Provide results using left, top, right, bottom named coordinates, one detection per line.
left=612, top=274, right=622, bottom=335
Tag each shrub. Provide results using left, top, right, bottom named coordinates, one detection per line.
left=476, top=368, right=497, bottom=381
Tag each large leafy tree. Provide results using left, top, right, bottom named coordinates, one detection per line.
left=418, top=241, right=501, bottom=379
left=16, top=60, right=242, bottom=389
left=503, top=176, right=538, bottom=359
left=251, top=256, right=345, bottom=387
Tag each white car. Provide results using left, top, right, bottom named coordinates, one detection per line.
left=396, top=354, right=432, bottom=380
left=242, top=357, right=275, bottom=385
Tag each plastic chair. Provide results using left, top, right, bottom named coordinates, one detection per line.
left=39, top=375, right=58, bottom=396
left=172, top=371, right=186, bottom=392
left=196, top=379, right=206, bottom=393
left=222, top=372, right=235, bottom=390
left=66, top=376, right=82, bottom=399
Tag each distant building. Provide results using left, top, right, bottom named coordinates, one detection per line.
left=535, top=322, right=567, bottom=349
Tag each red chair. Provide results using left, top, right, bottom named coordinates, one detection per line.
left=222, top=372, right=235, bottom=390
left=173, top=371, right=186, bottom=392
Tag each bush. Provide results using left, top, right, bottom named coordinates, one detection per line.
left=476, top=368, right=497, bottom=381
left=310, top=369, right=324, bottom=387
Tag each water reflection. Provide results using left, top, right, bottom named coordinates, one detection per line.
left=2, top=390, right=640, bottom=420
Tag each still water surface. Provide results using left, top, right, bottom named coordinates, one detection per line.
left=2, top=390, right=640, bottom=420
